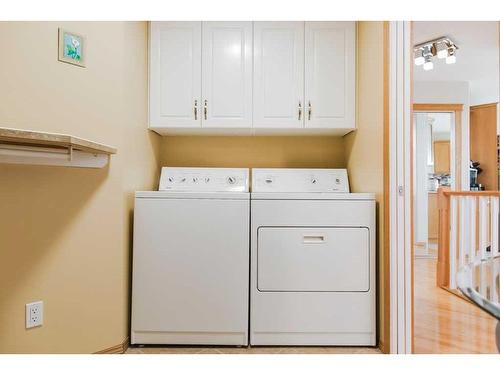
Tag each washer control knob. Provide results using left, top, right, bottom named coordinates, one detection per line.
left=205, top=177, right=210, bottom=183
left=227, top=176, right=236, bottom=185
left=311, top=178, right=318, bottom=184
left=180, top=177, right=186, bottom=183
left=192, top=177, right=198, bottom=183
left=265, top=177, right=273, bottom=184
left=335, top=178, right=341, bottom=184
left=168, top=177, right=174, bottom=183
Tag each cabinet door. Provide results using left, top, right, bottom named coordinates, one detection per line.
left=428, top=193, right=438, bottom=240
left=305, top=22, right=355, bottom=129
left=149, top=22, right=201, bottom=129
left=433, top=141, right=450, bottom=173
left=202, top=22, right=253, bottom=128
left=253, top=22, right=304, bottom=128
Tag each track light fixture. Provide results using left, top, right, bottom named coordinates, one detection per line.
left=413, top=36, right=458, bottom=71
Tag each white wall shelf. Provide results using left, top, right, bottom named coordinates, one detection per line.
left=0, top=127, right=117, bottom=168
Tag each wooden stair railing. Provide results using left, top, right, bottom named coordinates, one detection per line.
left=437, top=189, right=500, bottom=292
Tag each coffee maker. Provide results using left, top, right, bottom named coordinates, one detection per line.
left=470, top=161, right=484, bottom=191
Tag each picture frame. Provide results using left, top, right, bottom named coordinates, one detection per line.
left=58, top=28, right=85, bottom=67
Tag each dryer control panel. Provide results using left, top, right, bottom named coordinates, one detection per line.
left=252, top=168, right=350, bottom=193
left=159, top=167, right=249, bottom=192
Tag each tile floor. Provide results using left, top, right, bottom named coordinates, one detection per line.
left=126, top=346, right=381, bottom=354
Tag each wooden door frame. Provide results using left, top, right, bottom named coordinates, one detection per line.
left=413, top=103, right=464, bottom=191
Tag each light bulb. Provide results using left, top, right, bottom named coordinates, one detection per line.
left=423, top=55, right=433, bottom=71
left=446, top=51, right=456, bottom=64
left=446, top=55, right=456, bottom=64
left=437, top=49, right=448, bottom=59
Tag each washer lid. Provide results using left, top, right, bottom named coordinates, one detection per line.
left=136, top=191, right=250, bottom=200
left=252, top=168, right=350, bottom=193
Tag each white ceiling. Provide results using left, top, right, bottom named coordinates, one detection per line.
left=413, top=21, right=499, bottom=105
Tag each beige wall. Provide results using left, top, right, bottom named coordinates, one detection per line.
left=0, top=22, right=161, bottom=353
left=161, top=136, right=346, bottom=169
left=344, top=21, right=387, bottom=350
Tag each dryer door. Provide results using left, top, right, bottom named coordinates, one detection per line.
left=257, top=226, right=369, bottom=292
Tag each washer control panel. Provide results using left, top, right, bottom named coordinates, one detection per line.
left=159, top=167, right=249, bottom=192
left=252, top=168, right=350, bottom=193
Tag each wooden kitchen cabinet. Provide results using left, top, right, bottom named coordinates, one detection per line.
left=428, top=192, right=438, bottom=240
left=470, top=103, right=498, bottom=190
left=433, top=141, right=450, bottom=174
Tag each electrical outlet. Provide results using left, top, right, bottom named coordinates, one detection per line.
left=26, top=301, right=43, bottom=329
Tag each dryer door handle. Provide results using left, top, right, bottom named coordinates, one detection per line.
left=302, top=234, right=326, bottom=244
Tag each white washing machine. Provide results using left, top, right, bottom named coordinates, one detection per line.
left=250, top=168, right=376, bottom=346
left=131, top=167, right=250, bottom=346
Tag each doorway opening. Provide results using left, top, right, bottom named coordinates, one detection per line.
left=410, top=21, right=499, bottom=354
left=413, top=109, right=458, bottom=259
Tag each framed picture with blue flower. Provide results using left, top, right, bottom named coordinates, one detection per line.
left=58, top=28, right=85, bottom=67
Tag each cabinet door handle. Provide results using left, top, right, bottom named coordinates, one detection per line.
left=308, top=101, right=312, bottom=121
left=204, top=100, right=208, bottom=120
left=194, top=100, right=198, bottom=120
left=298, top=101, right=302, bottom=120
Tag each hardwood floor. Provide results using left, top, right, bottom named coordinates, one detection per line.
left=413, top=257, right=499, bottom=353
left=414, top=240, right=438, bottom=259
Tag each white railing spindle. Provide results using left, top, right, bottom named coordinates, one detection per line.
left=459, top=197, right=468, bottom=269
left=492, top=196, right=500, bottom=258
left=479, top=262, right=487, bottom=296
left=493, top=259, right=499, bottom=303
left=449, top=196, right=458, bottom=289
left=469, top=196, right=477, bottom=263
left=479, top=197, right=489, bottom=261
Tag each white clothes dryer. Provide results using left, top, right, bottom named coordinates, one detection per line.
left=250, top=168, right=376, bottom=346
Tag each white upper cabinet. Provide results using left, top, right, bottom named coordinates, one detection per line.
left=202, top=22, right=253, bottom=128
left=305, top=22, right=356, bottom=130
left=148, top=21, right=356, bottom=135
left=149, top=22, right=202, bottom=129
left=253, top=22, right=304, bottom=129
